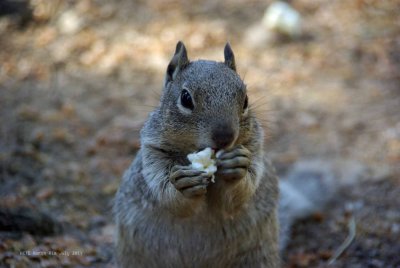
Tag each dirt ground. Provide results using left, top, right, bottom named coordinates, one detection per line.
left=0, top=0, right=399, bottom=267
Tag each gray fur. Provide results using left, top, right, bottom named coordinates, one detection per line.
left=114, top=42, right=279, bottom=267
left=114, top=42, right=336, bottom=267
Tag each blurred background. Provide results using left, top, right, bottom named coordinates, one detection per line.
left=0, top=0, right=399, bottom=267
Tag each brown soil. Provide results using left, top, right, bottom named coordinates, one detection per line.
left=0, top=0, right=399, bottom=267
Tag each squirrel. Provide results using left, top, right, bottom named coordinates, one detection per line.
left=114, top=41, right=339, bottom=267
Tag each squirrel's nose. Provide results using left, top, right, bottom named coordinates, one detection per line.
left=212, top=125, right=235, bottom=149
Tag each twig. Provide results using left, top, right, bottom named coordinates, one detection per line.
left=328, top=216, right=356, bottom=265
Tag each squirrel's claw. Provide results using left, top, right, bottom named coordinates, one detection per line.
left=169, top=165, right=210, bottom=198
left=216, top=168, right=247, bottom=182
left=216, top=157, right=250, bottom=169
left=170, top=165, right=204, bottom=179
left=216, top=145, right=251, bottom=160
left=215, top=145, right=251, bottom=182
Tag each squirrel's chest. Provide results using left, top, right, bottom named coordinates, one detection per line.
left=132, top=210, right=264, bottom=267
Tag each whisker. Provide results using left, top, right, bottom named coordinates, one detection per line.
left=249, top=106, right=276, bottom=116
left=249, top=105, right=274, bottom=112
left=249, top=104, right=269, bottom=112
left=249, top=94, right=270, bottom=104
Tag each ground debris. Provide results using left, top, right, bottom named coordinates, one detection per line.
left=0, top=0, right=399, bottom=267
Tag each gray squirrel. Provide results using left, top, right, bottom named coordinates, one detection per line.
left=114, top=41, right=338, bottom=267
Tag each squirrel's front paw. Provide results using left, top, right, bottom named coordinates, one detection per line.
left=216, top=145, right=251, bottom=182
left=169, top=165, right=211, bottom=198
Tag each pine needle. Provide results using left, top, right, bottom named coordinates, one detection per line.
left=328, top=216, right=356, bottom=265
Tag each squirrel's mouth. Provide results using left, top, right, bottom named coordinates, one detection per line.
left=197, top=146, right=229, bottom=154
left=197, top=147, right=217, bottom=152
left=195, top=147, right=219, bottom=154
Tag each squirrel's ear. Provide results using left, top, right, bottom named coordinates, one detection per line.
left=224, top=42, right=236, bottom=72
left=165, top=41, right=189, bottom=85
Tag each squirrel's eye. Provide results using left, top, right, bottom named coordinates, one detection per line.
left=180, top=89, right=194, bottom=110
left=243, top=95, right=249, bottom=111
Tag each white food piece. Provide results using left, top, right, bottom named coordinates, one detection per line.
left=187, top=148, right=217, bottom=183
left=262, top=1, right=302, bottom=38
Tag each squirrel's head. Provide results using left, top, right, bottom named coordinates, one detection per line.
left=145, top=41, right=257, bottom=153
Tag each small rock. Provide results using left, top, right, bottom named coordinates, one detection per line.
left=262, top=1, right=302, bottom=38
left=57, top=10, right=84, bottom=35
